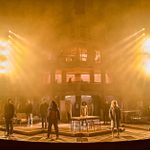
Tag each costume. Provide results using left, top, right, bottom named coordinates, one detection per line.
left=4, top=102, right=15, bottom=136
left=109, top=106, right=121, bottom=128
left=47, top=101, right=60, bottom=138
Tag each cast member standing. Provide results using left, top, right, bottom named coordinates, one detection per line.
left=4, top=98, right=15, bottom=137
left=88, top=99, right=94, bottom=116
left=80, top=101, right=88, bottom=116
left=80, top=101, right=88, bottom=126
left=25, top=99, right=33, bottom=126
left=40, top=98, right=49, bottom=129
left=109, top=100, right=121, bottom=138
left=103, top=100, right=110, bottom=125
left=47, top=101, right=60, bottom=139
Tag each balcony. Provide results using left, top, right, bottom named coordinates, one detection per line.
left=47, top=58, right=101, bottom=70
left=44, top=82, right=113, bottom=96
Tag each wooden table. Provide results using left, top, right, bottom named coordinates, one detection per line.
left=70, top=116, right=100, bottom=132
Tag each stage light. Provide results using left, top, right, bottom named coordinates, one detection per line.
left=0, top=50, right=9, bottom=56
left=109, top=28, right=146, bottom=51
left=0, top=39, right=12, bottom=74
left=143, top=37, right=150, bottom=53
left=0, top=61, right=10, bottom=74
left=8, top=30, right=30, bottom=45
left=0, top=61, right=9, bottom=67
left=8, top=35, right=12, bottom=39
left=143, top=59, right=150, bottom=75
left=0, top=69, right=7, bottom=74
left=0, top=41, right=8, bottom=47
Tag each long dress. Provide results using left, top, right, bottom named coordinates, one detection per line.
left=109, top=106, right=121, bottom=128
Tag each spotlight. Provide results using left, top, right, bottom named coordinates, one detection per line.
left=8, top=35, right=12, bottom=39
left=142, top=33, right=146, bottom=36
left=142, top=28, right=145, bottom=31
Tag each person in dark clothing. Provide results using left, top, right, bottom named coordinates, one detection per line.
left=4, top=98, right=15, bottom=137
left=68, top=77, right=72, bottom=83
left=47, top=101, right=60, bottom=139
left=25, top=100, right=33, bottom=126
left=40, top=98, right=49, bottom=129
left=103, top=100, right=110, bottom=125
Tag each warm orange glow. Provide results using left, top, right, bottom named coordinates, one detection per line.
left=0, top=40, right=12, bottom=74
left=143, top=38, right=150, bottom=53
left=0, top=69, right=7, bottom=74
left=0, top=50, right=10, bottom=56
left=8, top=30, right=30, bottom=45
left=1, top=61, right=9, bottom=67
left=143, top=59, right=150, bottom=75
left=0, top=41, right=8, bottom=47
left=0, top=61, right=11, bottom=74
left=139, top=37, right=150, bottom=76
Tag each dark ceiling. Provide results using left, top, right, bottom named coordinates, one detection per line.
left=0, top=0, right=150, bottom=50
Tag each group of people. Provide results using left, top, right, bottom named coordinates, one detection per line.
left=80, top=100, right=121, bottom=138
left=3, top=97, right=121, bottom=139
left=4, top=98, right=60, bottom=139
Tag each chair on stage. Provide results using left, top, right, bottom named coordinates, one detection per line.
left=92, top=117, right=101, bottom=131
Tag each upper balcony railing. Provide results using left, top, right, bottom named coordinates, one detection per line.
left=47, top=55, right=101, bottom=69
left=43, top=82, right=113, bottom=96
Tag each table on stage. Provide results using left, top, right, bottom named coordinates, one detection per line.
left=70, top=116, right=101, bottom=132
